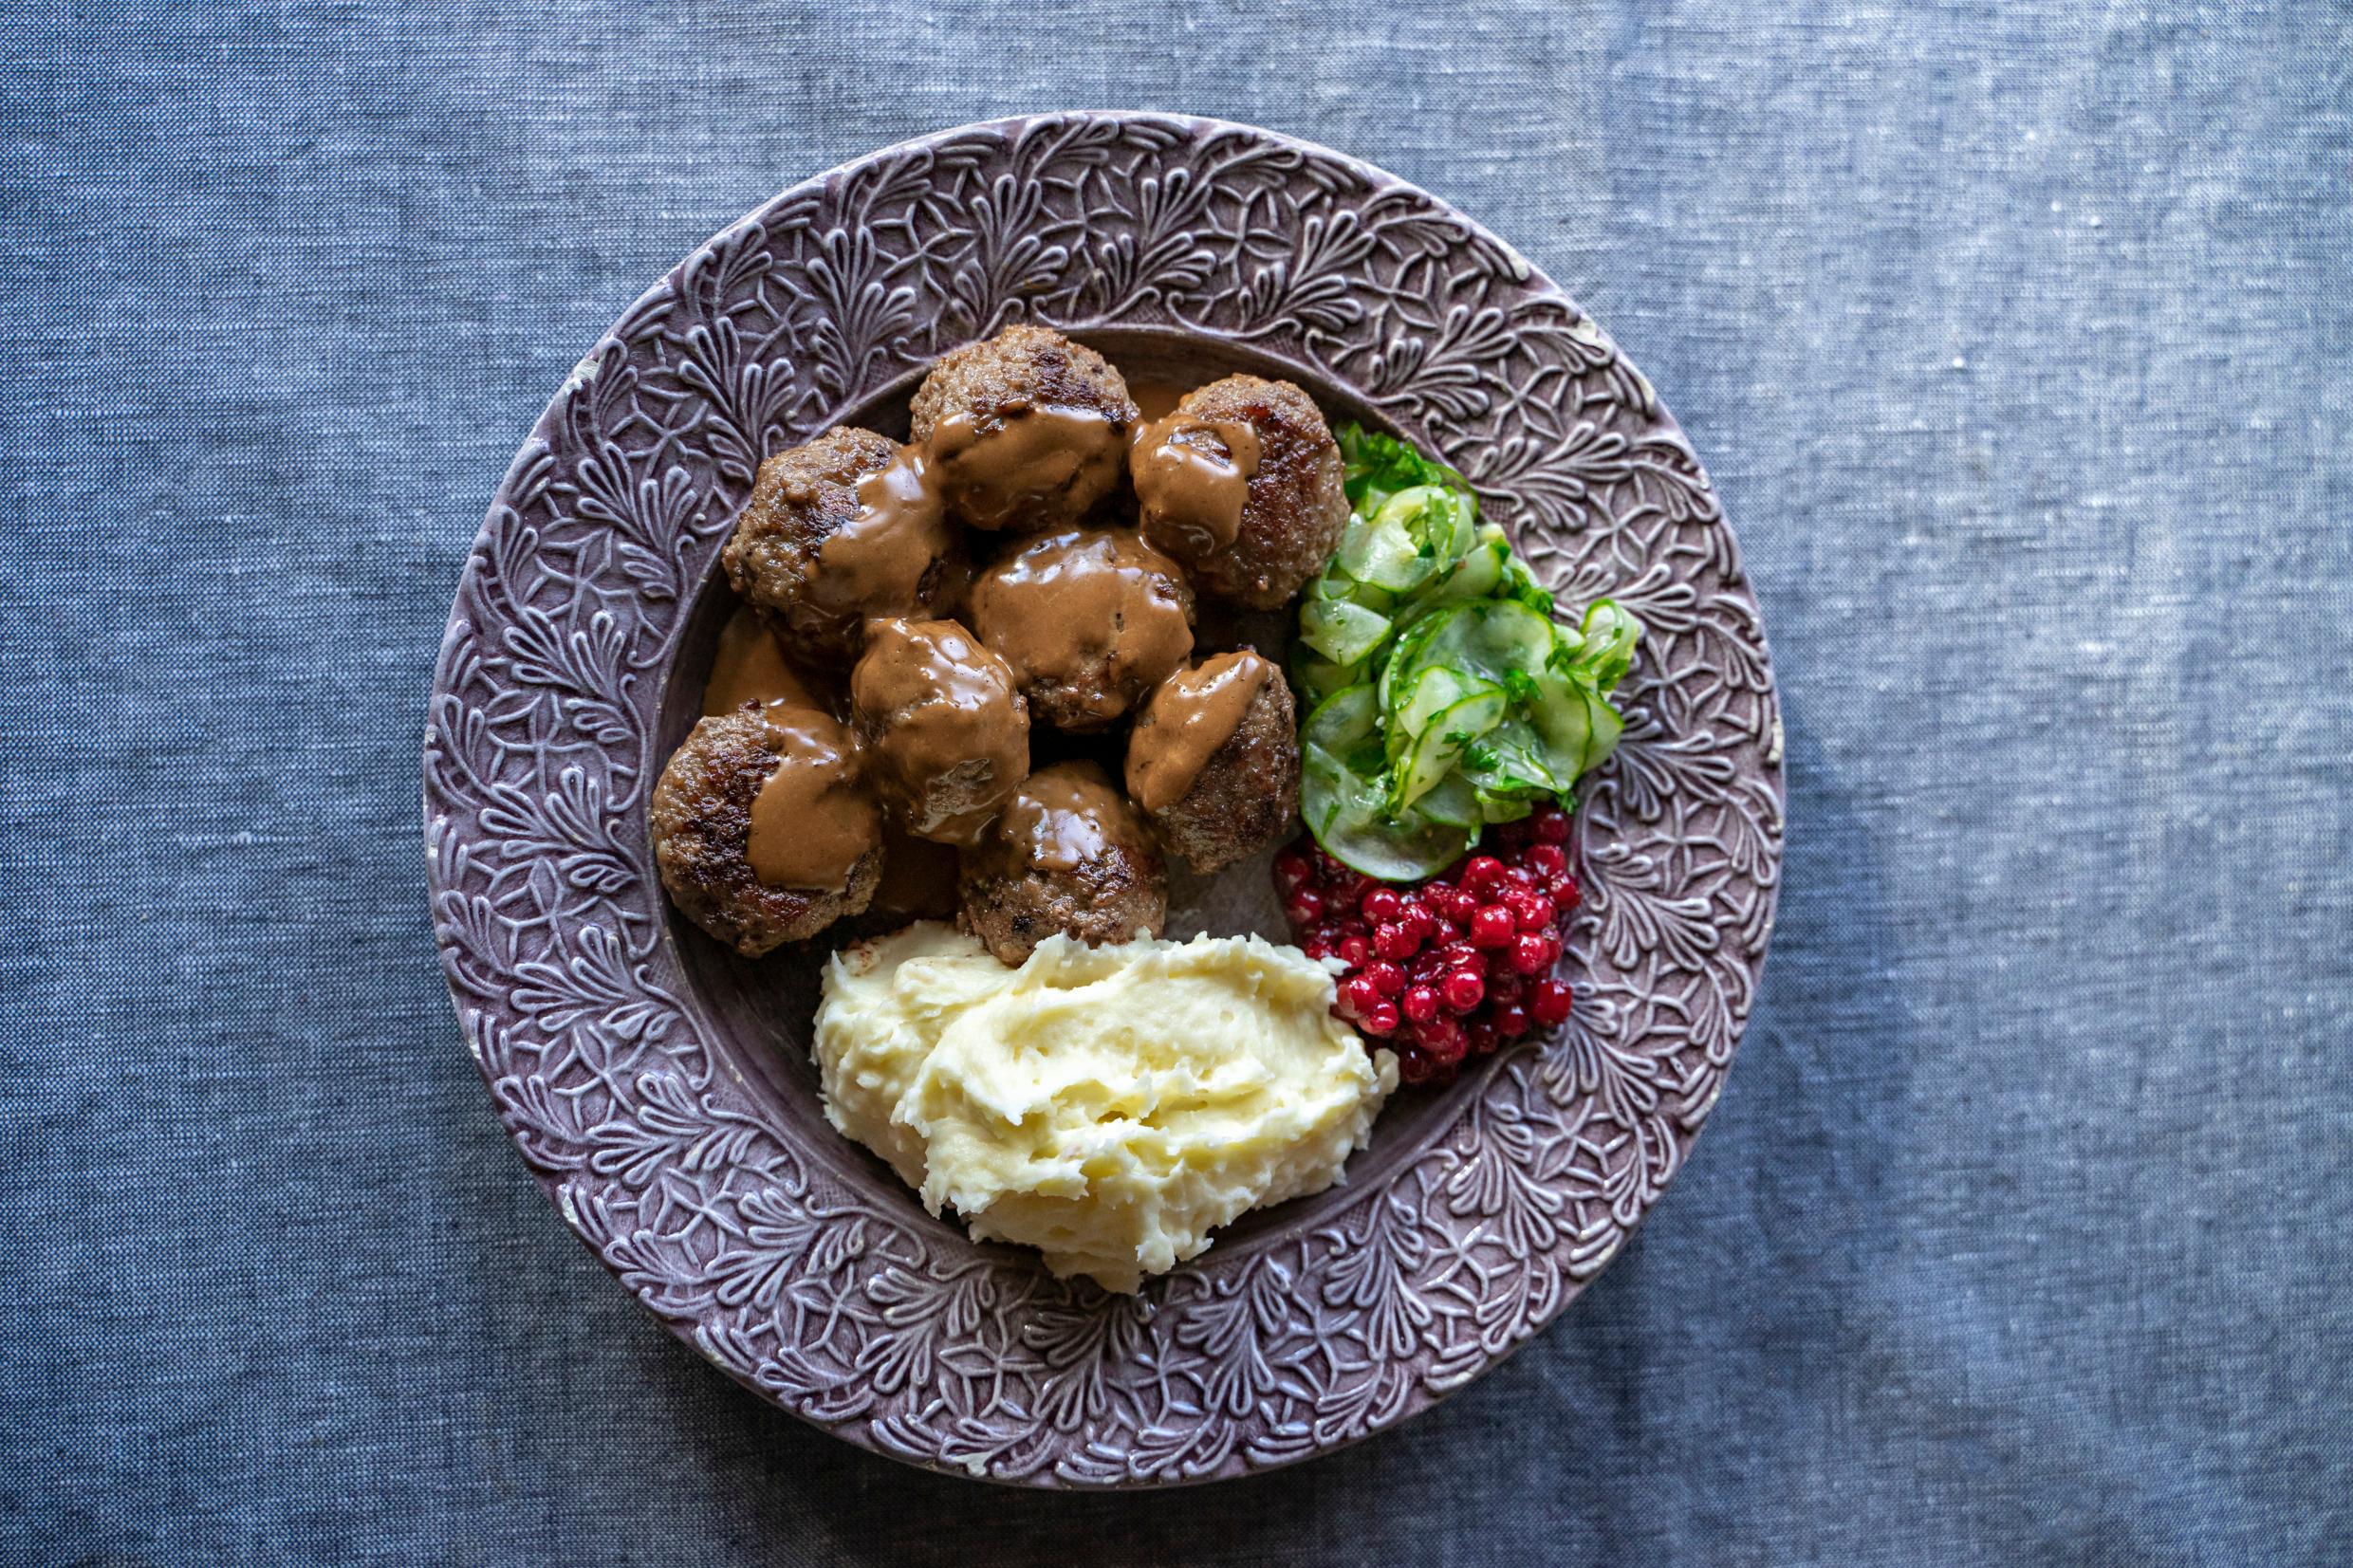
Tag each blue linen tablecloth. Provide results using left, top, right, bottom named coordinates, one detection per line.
left=5, top=3, right=2349, bottom=1562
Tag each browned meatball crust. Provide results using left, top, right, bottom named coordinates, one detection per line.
left=1132, top=670, right=1300, bottom=876
left=648, top=710, right=880, bottom=956
left=720, top=426, right=965, bottom=667
left=956, top=762, right=1166, bottom=966
left=1156, top=376, right=1347, bottom=609
left=908, top=323, right=1139, bottom=532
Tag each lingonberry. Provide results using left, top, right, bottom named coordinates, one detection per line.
left=1442, top=968, right=1486, bottom=1013
left=1279, top=808, right=1589, bottom=1074
left=1399, top=898, right=1438, bottom=943
left=1470, top=905, right=1516, bottom=948
left=1416, top=1015, right=1468, bottom=1062
left=1509, top=930, right=1560, bottom=976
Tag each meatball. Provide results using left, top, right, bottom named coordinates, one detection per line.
left=967, top=526, right=1195, bottom=731
left=850, top=617, right=1029, bottom=844
left=957, top=761, right=1166, bottom=966
left=1124, top=652, right=1300, bottom=876
left=908, top=323, right=1138, bottom=532
left=649, top=707, right=881, bottom=956
left=1134, top=375, right=1346, bottom=609
left=720, top=425, right=964, bottom=667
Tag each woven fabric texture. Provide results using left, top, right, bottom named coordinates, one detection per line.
left=3, top=3, right=2348, bottom=1563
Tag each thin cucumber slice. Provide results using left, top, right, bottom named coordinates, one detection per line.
left=1459, top=717, right=1560, bottom=809
left=1309, top=788, right=1475, bottom=881
left=1379, top=485, right=1477, bottom=569
left=1377, top=604, right=1454, bottom=713
left=1308, top=563, right=1398, bottom=618
left=1292, top=652, right=1361, bottom=709
left=1388, top=665, right=1495, bottom=752
left=1388, top=687, right=1508, bottom=812
left=1572, top=600, right=1640, bottom=692
left=1579, top=683, right=1626, bottom=775
left=1412, top=768, right=1481, bottom=829
left=1389, top=600, right=1560, bottom=701
left=1335, top=507, right=1436, bottom=594
left=1300, top=597, right=1392, bottom=667
left=1302, top=682, right=1381, bottom=760
left=1420, top=530, right=1508, bottom=609
left=1527, top=664, right=1596, bottom=785
left=1301, top=737, right=1473, bottom=882
left=1528, top=665, right=1626, bottom=782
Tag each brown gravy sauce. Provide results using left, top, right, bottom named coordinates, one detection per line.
left=850, top=617, right=1028, bottom=844
left=744, top=707, right=880, bottom=893
left=929, top=405, right=1126, bottom=529
left=973, top=760, right=1131, bottom=877
left=1125, top=651, right=1274, bottom=813
left=1131, top=413, right=1260, bottom=561
left=1127, top=379, right=1194, bottom=423
left=814, top=443, right=954, bottom=616
left=968, top=527, right=1195, bottom=726
left=703, top=606, right=821, bottom=715
left=868, top=824, right=961, bottom=919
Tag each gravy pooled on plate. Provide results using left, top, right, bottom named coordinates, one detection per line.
left=702, top=605, right=824, bottom=716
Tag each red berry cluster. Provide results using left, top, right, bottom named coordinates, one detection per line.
left=1273, top=802, right=1581, bottom=1084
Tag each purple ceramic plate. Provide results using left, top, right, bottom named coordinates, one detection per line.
left=425, top=113, right=1782, bottom=1486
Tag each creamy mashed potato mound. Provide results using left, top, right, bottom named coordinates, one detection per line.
left=814, top=922, right=1397, bottom=1292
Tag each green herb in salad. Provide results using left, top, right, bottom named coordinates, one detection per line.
left=1291, top=426, right=1640, bottom=881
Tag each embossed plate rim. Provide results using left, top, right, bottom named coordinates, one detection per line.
left=424, top=111, right=1783, bottom=1486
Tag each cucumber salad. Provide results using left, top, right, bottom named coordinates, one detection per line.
left=1290, top=426, right=1640, bottom=881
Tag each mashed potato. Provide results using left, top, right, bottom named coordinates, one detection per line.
left=814, top=922, right=1397, bottom=1292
